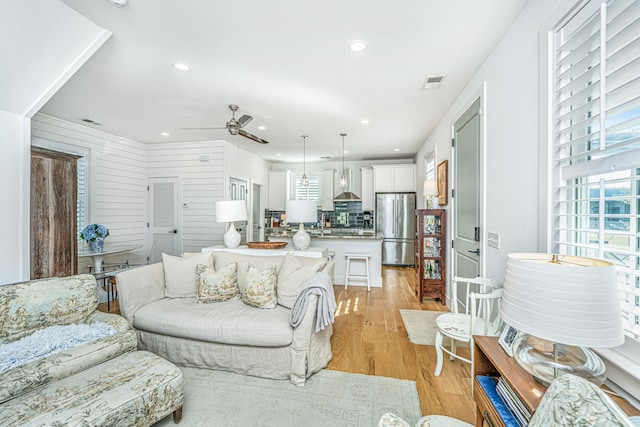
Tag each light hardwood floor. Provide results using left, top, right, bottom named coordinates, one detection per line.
left=101, top=266, right=476, bottom=424
left=326, top=266, right=476, bottom=423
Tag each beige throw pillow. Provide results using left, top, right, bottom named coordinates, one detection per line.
left=162, top=251, right=214, bottom=298
left=195, top=263, right=240, bottom=303
left=214, top=252, right=285, bottom=292
left=242, top=263, right=278, bottom=309
left=277, top=254, right=327, bottom=308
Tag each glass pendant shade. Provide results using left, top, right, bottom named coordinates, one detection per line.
left=340, top=133, right=347, bottom=188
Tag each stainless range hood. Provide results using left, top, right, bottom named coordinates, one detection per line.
left=334, top=168, right=360, bottom=201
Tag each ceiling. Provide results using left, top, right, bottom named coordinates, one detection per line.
left=42, top=0, right=529, bottom=164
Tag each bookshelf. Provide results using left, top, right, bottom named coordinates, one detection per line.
left=473, top=336, right=640, bottom=427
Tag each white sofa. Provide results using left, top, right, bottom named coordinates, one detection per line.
left=117, top=250, right=335, bottom=386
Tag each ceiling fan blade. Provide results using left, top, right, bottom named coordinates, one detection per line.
left=180, top=126, right=227, bottom=130
left=238, top=129, right=269, bottom=144
left=237, top=114, right=253, bottom=128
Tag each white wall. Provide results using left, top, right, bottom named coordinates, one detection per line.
left=147, top=141, right=227, bottom=252
left=416, top=0, right=558, bottom=281
left=0, top=111, right=30, bottom=283
left=32, top=114, right=147, bottom=270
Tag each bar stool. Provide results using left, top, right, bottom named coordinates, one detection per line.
left=344, top=252, right=371, bottom=291
left=328, top=251, right=335, bottom=261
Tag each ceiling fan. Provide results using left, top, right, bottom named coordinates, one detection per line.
left=181, top=104, right=269, bottom=144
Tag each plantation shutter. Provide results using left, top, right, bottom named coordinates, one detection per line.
left=552, top=0, right=640, bottom=340
left=295, top=176, right=320, bottom=201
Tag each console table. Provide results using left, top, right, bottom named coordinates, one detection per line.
left=473, top=336, right=639, bottom=427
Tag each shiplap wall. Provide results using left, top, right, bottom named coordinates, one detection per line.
left=147, top=141, right=226, bottom=253
left=31, top=114, right=147, bottom=271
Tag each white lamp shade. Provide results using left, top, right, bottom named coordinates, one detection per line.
left=285, top=200, right=317, bottom=223
left=215, top=200, right=247, bottom=222
left=501, top=253, right=623, bottom=348
left=423, top=179, right=437, bottom=196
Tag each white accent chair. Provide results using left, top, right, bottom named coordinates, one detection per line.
left=433, top=277, right=503, bottom=382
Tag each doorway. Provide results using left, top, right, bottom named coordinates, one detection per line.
left=229, top=177, right=248, bottom=245
left=149, top=177, right=180, bottom=263
left=252, top=183, right=263, bottom=242
left=452, top=98, right=482, bottom=291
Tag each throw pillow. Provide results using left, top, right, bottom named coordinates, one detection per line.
left=277, top=253, right=327, bottom=308
left=214, top=251, right=285, bottom=293
left=242, top=263, right=278, bottom=309
left=195, top=262, right=240, bottom=303
left=162, top=251, right=214, bottom=298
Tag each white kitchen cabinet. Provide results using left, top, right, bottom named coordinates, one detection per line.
left=372, top=164, right=416, bottom=193
left=268, top=170, right=291, bottom=211
left=321, top=169, right=335, bottom=211
left=360, top=167, right=374, bottom=210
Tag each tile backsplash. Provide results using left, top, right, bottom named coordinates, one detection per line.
left=265, top=201, right=373, bottom=229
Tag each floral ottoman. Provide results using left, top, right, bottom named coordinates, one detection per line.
left=0, top=351, right=183, bottom=426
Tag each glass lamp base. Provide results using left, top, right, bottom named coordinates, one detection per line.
left=512, top=333, right=607, bottom=387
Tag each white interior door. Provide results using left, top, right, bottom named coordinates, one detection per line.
left=149, top=177, right=180, bottom=263
left=229, top=177, right=248, bottom=245
left=453, top=98, right=482, bottom=292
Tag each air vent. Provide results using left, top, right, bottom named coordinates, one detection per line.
left=81, top=118, right=103, bottom=125
left=421, top=74, right=447, bottom=90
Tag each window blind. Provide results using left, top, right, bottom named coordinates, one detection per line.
left=295, top=176, right=320, bottom=201
left=425, top=151, right=436, bottom=181
left=553, top=0, right=640, bottom=341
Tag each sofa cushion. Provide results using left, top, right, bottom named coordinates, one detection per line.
left=196, top=263, right=240, bottom=303
left=0, top=274, right=97, bottom=344
left=277, top=253, right=327, bottom=308
left=0, top=328, right=137, bottom=404
left=163, top=252, right=214, bottom=298
left=242, top=263, right=278, bottom=309
left=214, top=252, right=285, bottom=292
left=132, top=298, right=293, bottom=347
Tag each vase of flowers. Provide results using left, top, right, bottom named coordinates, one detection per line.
left=80, top=224, right=109, bottom=253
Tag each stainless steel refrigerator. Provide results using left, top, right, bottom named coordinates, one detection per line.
left=376, top=193, right=416, bottom=266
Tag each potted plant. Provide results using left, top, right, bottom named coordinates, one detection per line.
left=80, top=224, right=110, bottom=252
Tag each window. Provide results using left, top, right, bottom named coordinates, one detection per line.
left=551, top=0, right=640, bottom=342
left=424, top=151, right=436, bottom=181
left=294, top=176, right=320, bottom=201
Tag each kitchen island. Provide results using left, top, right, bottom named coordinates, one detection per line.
left=268, top=230, right=383, bottom=287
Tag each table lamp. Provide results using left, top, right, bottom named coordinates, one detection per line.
left=423, top=180, right=438, bottom=209
left=215, top=200, right=248, bottom=248
left=501, top=253, right=623, bottom=386
left=285, top=200, right=317, bottom=250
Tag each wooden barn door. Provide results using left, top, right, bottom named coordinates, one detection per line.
left=30, top=146, right=79, bottom=279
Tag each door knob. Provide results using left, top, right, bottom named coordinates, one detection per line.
left=168, top=230, right=177, bottom=234
left=468, top=249, right=480, bottom=255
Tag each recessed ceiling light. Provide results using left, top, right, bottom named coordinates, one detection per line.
left=394, top=148, right=401, bottom=152
left=173, top=63, right=191, bottom=72
left=276, top=153, right=282, bottom=157
left=258, top=126, right=267, bottom=130
left=361, top=119, right=370, bottom=125
left=161, top=132, right=169, bottom=137
left=343, top=150, right=349, bottom=154
left=348, top=40, right=368, bottom=53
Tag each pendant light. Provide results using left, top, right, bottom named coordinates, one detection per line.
left=339, top=133, right=348, bottom=188
left=301, top=135, right=309, bottom=187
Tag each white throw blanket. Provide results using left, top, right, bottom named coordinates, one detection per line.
left=0, top=322, right=117, bottom=373
left=290, top=272, right=337, bottom=332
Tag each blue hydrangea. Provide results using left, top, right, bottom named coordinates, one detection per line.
left=80, top=224, right=110, bottom=241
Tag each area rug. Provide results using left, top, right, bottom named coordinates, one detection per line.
left=399, top=309, right=469, bottom=349
left=154, top=368, right=421, bottom=427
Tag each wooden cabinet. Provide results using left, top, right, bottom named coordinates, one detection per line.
left=360, top=167, right=374, bottom=210
left=267, top=170, right=291, bottom=211
left=30, top=146, right=79, bottom=279
left=415, top=209, right=446, bottom=304
left=321, top=169, right=335, bottom=211
left=372, top=164, right=416, bottom=193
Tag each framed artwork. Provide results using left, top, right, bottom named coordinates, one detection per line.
left=437, top=160, right=448, bottom=206
left=498, top=324, right=519, bottom=357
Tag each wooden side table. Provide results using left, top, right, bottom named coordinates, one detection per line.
left=473, top=336, right=639, bottom=427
